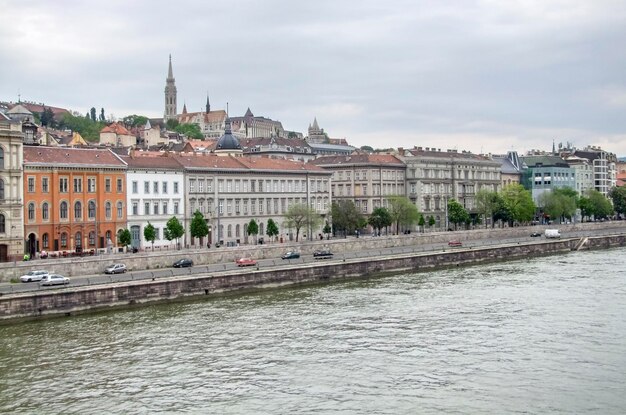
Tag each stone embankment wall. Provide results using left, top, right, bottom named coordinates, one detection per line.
left=1, top=221, right=624, bottom=282
left=1, top=233, right=625, bottom=322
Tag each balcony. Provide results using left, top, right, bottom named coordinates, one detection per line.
left=0, top=198, right=22, bottom=205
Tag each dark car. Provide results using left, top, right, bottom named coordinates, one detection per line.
left=313, top=249, right=333, bottom=259
left=530, top=232, right=542, bottom=237
left=281, top=251, right=300, bottom=260
left=173, top=258, right=194, bottom=268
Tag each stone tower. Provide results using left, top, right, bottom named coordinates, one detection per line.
left=164, top=55, right=177, bottom=121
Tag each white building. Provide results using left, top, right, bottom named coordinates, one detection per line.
left=0, top=112, right=24, bottom=261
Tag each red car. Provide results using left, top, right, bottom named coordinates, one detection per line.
left=236, top=257, right=257, bottom=267
left=447, top=240, right=463, bottom=247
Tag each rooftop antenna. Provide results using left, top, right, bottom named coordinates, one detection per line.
left=226, top=102, right=229, bottom=116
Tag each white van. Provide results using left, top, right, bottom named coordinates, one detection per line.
left=544, top=229, right=561, bottom=239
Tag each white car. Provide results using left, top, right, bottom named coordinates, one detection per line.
left=40, top=274, right=70, bottom=286
left=20, top=270, right=50, bottom=283
left=105, top=263, right=127, bottom=274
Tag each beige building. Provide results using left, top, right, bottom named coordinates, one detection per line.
left=309, top=153, right=406, bottom=219
left=0, top=112, right=24, bottom=261
left=399, top=147, right=501, bottom=229
left=172, top=154, right=332, bottom=245
left=100, top=122, right=136, bottom=147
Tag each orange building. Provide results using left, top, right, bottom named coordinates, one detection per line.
left=23, top=147, right=127, bottom=257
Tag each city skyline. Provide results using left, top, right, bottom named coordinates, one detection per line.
left=1, top=0, right=625, bottom=156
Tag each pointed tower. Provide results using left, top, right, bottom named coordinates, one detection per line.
left=164, top=54, right=178, bottom=121
left=206, top=93, right=211, bottom=113
left=182, top=102, right=187, bottom=114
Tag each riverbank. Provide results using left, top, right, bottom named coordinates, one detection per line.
left=1, top=232, right=625, bottom=323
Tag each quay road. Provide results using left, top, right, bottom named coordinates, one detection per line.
left=1, top=225, right=624, bottom=296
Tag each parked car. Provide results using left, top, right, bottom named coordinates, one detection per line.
left=173, top=258, right=194, bottom=268
left=447, top=240, right=463, bottom=247
left=313, top=249, right=334, bottom=259
left=105, top=263, right=127, bottom=274
left=530, top=232, right=542, bottom=237
left=20, top=270, right=50, bottom=283
left=235, top=257, right=257, bottom=267
left=40, top=274, right=70, bottom=286
left=281, top=251, right=300, bottom=260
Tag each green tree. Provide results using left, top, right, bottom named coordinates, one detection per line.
left=428, top=215, right=436, bottom=228
left=99, top=108, right=106, bottom=122
left=475, top=189, right=500, bottom=228
left=587, top=189, right=613, bottom=219
left=331, top=200, right=363, bottom=237
left=59, top=112, right=105, bottom=142
left=447, top=199, right=470, bottom=230
left=388, top=196, right=419, bottom=233
left=143, top=222, right=156, bottom=251
left=284, top=203, right=322, bottom=242
left=368, top=207, right=392, bottom=235
left=266, top=218, right=279, bottom=242
left=175, top=123, right=204, bottom=139
left=578, top=196, right=594, bottom=222
left=501, top=183, right=536, bottom=225
left=323, top=221, right=332, bottom=237
left=166, top=119, right=179, bottom=130
left=609, top=186, right=626, bottom=218
left=190, top=210, right=209, bottom=242
left=118, top=228, right=131, bottom=252
left=418, top=214, right=425, bottom=232
left=122, top=114, right=149, bottom=128
left=360, top=145, right=374, bottom=153
left=538, top=188, right=577, bottom=223
left=40, top=107, right=55, bottom=127
left=90, top=107, right=97, bottom=122
left=247, top=219, right=259, bottom=243
left=164, top=216, right=185, bottom=249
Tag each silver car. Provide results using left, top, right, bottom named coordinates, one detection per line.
left=105, top=263, right=127, bottom=274
left=20, top=270, right=50, bottom=283
left=40, top=274, right=70, bottom=286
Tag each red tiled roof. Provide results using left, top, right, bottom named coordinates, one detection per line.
left=122, top=154, right=183, bottom=169
left=171, top=154, right=326, bottom=173
left=309, top=154, right=405, bottom=166
left=23, top=146, right=126, bottom=167
left=100, top=122, right=132, bottom=135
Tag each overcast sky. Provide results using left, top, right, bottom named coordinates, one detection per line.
left=1, top=0, right=625, bottom=156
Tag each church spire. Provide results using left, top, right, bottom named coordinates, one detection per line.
left=206, top=92, right=211, bottom=113
left=164, top=54, right=177, bottom=121
left=167, top=54, right=174, bottom=79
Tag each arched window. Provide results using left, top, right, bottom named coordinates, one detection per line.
left=0, top=214, right=5, bottom=233
left=42, top=233, right=49, bottom=249
left=0, top=179, right=4, bottom=200
left=105, top=202, right=112, bottom=218
left=42, top=202, right=49, bottom=220
left=88, top=201, right=96, bottom=219
left=75, top=232, right=82, bottom=247
left=236, top=224, right=240, bottom=237
left=28, top=203, right=35, bottom=221
left=74, top=201, right=82, bottom=220
left=60, top=201, right=68, bottom=219
left=227, top=224, right=232, bottom=238
left=117, top=201, right=123, bottom=218
left=0, top=147, right=4, bottom=170
left=89, top=231, right=96, bottom=246
left=106, top=230, right=112, bottom=244
left=60, top=232, right=68, bottom=248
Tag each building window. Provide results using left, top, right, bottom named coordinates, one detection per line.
left=42, top=233, right=49, bottom=249
left=132, top=181, right=138, bottom=194
left=0, top=214, right=4, bottom=233
left=117, top=178, right=123, bottom=192
left=174, top=202, right=179, bottom=214
left=132, top=202, right=138, bottom=215
left=0, top=180, right=3, bottom=200
left=0, top=148, right=3, bottom=169
left=153, top=202, right=159, bottom=215
left=162, top=202, right=168, bottom=215
left=174, top=182, right=179, bottom=194
left=72, top=177, right=81, bottom=193
left=145, top=202, right=150, bottom=215
left=61, top=232, right=68, bottom=248
left=75, top=232, right=82, bottom=248
left=74, top=201, right=82, bottom=220
left=88, top=178, right=96, bottom=193
left=144, top=181, right=150, bottom=194
left=60, top=177, right=68, bottom=193
left=105, top=202, right=112, bottom=218
left=28, top=177, right=35, bottom=193
left=162, top=182, right=168, bottom=194
left=153, top=181, right=158, bottom=194
left=42, top=202, right=49, bottom=220
left=88, top=201, right=96, bottom=219
left=42, top=177, right=49, bottom=193
left=28, top=202, right=35, bottom=221
left=105, top=178, right=111, bottom=192
left=60, top=201, right=68, bottom=219
left=117, top=201, right=123, bottom=218
left=89, top=231, right=96, bottom=246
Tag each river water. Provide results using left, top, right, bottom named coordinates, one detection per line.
left=1, top=249, right=625, bottom=414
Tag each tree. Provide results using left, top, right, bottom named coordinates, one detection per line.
left=360, top=145, right=374, bottom=153
left=331, top=200, right=363, bottom=237
left=388, top=196, right=419, bottom=233
left=475, top=189, right=500, bottom=228
left=578, top=196, right=594, bottom=222
left=323, top=221, right=332, bottom=238
left=247, top=219, right=259, bottom=243
left=166, top=119, right=179, bottom=130
left=175, top=123, right=204, bottom=139
left=144, top=222, right=156, bottom=251
left=492, top=194, right=512, bottom=228
left=368, top=207, right=392, bottom=235
left=501, top=183, right=536, bottom=225
left=99, top=108, right=106, bottom=122
left=40, top=107, right=55, bottom=127
left=190, top=210, right=209, bottom=242
left=284, top=203, right=322, bottom=241
left=118, top=229, right=131, bottom=252
left=609, top=186, right=626, bottom=218
left=418, top=214, right=425, bottom=232
left=59, top=112, right=105, bottom=142
left=90, top=107, right=97, bottom=122
left=266, top=218, right=279, bottom=242
left=538, top=188, right=577, bottom=223
left=122, top=114, right=149, bottom=128
left=447, top=199, right=470, bottom=230
left=164, top=216, right=185, bottom=249
left=587, top=189, right=613, bottom=219
left=428, top=215, right=436, bottom=228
